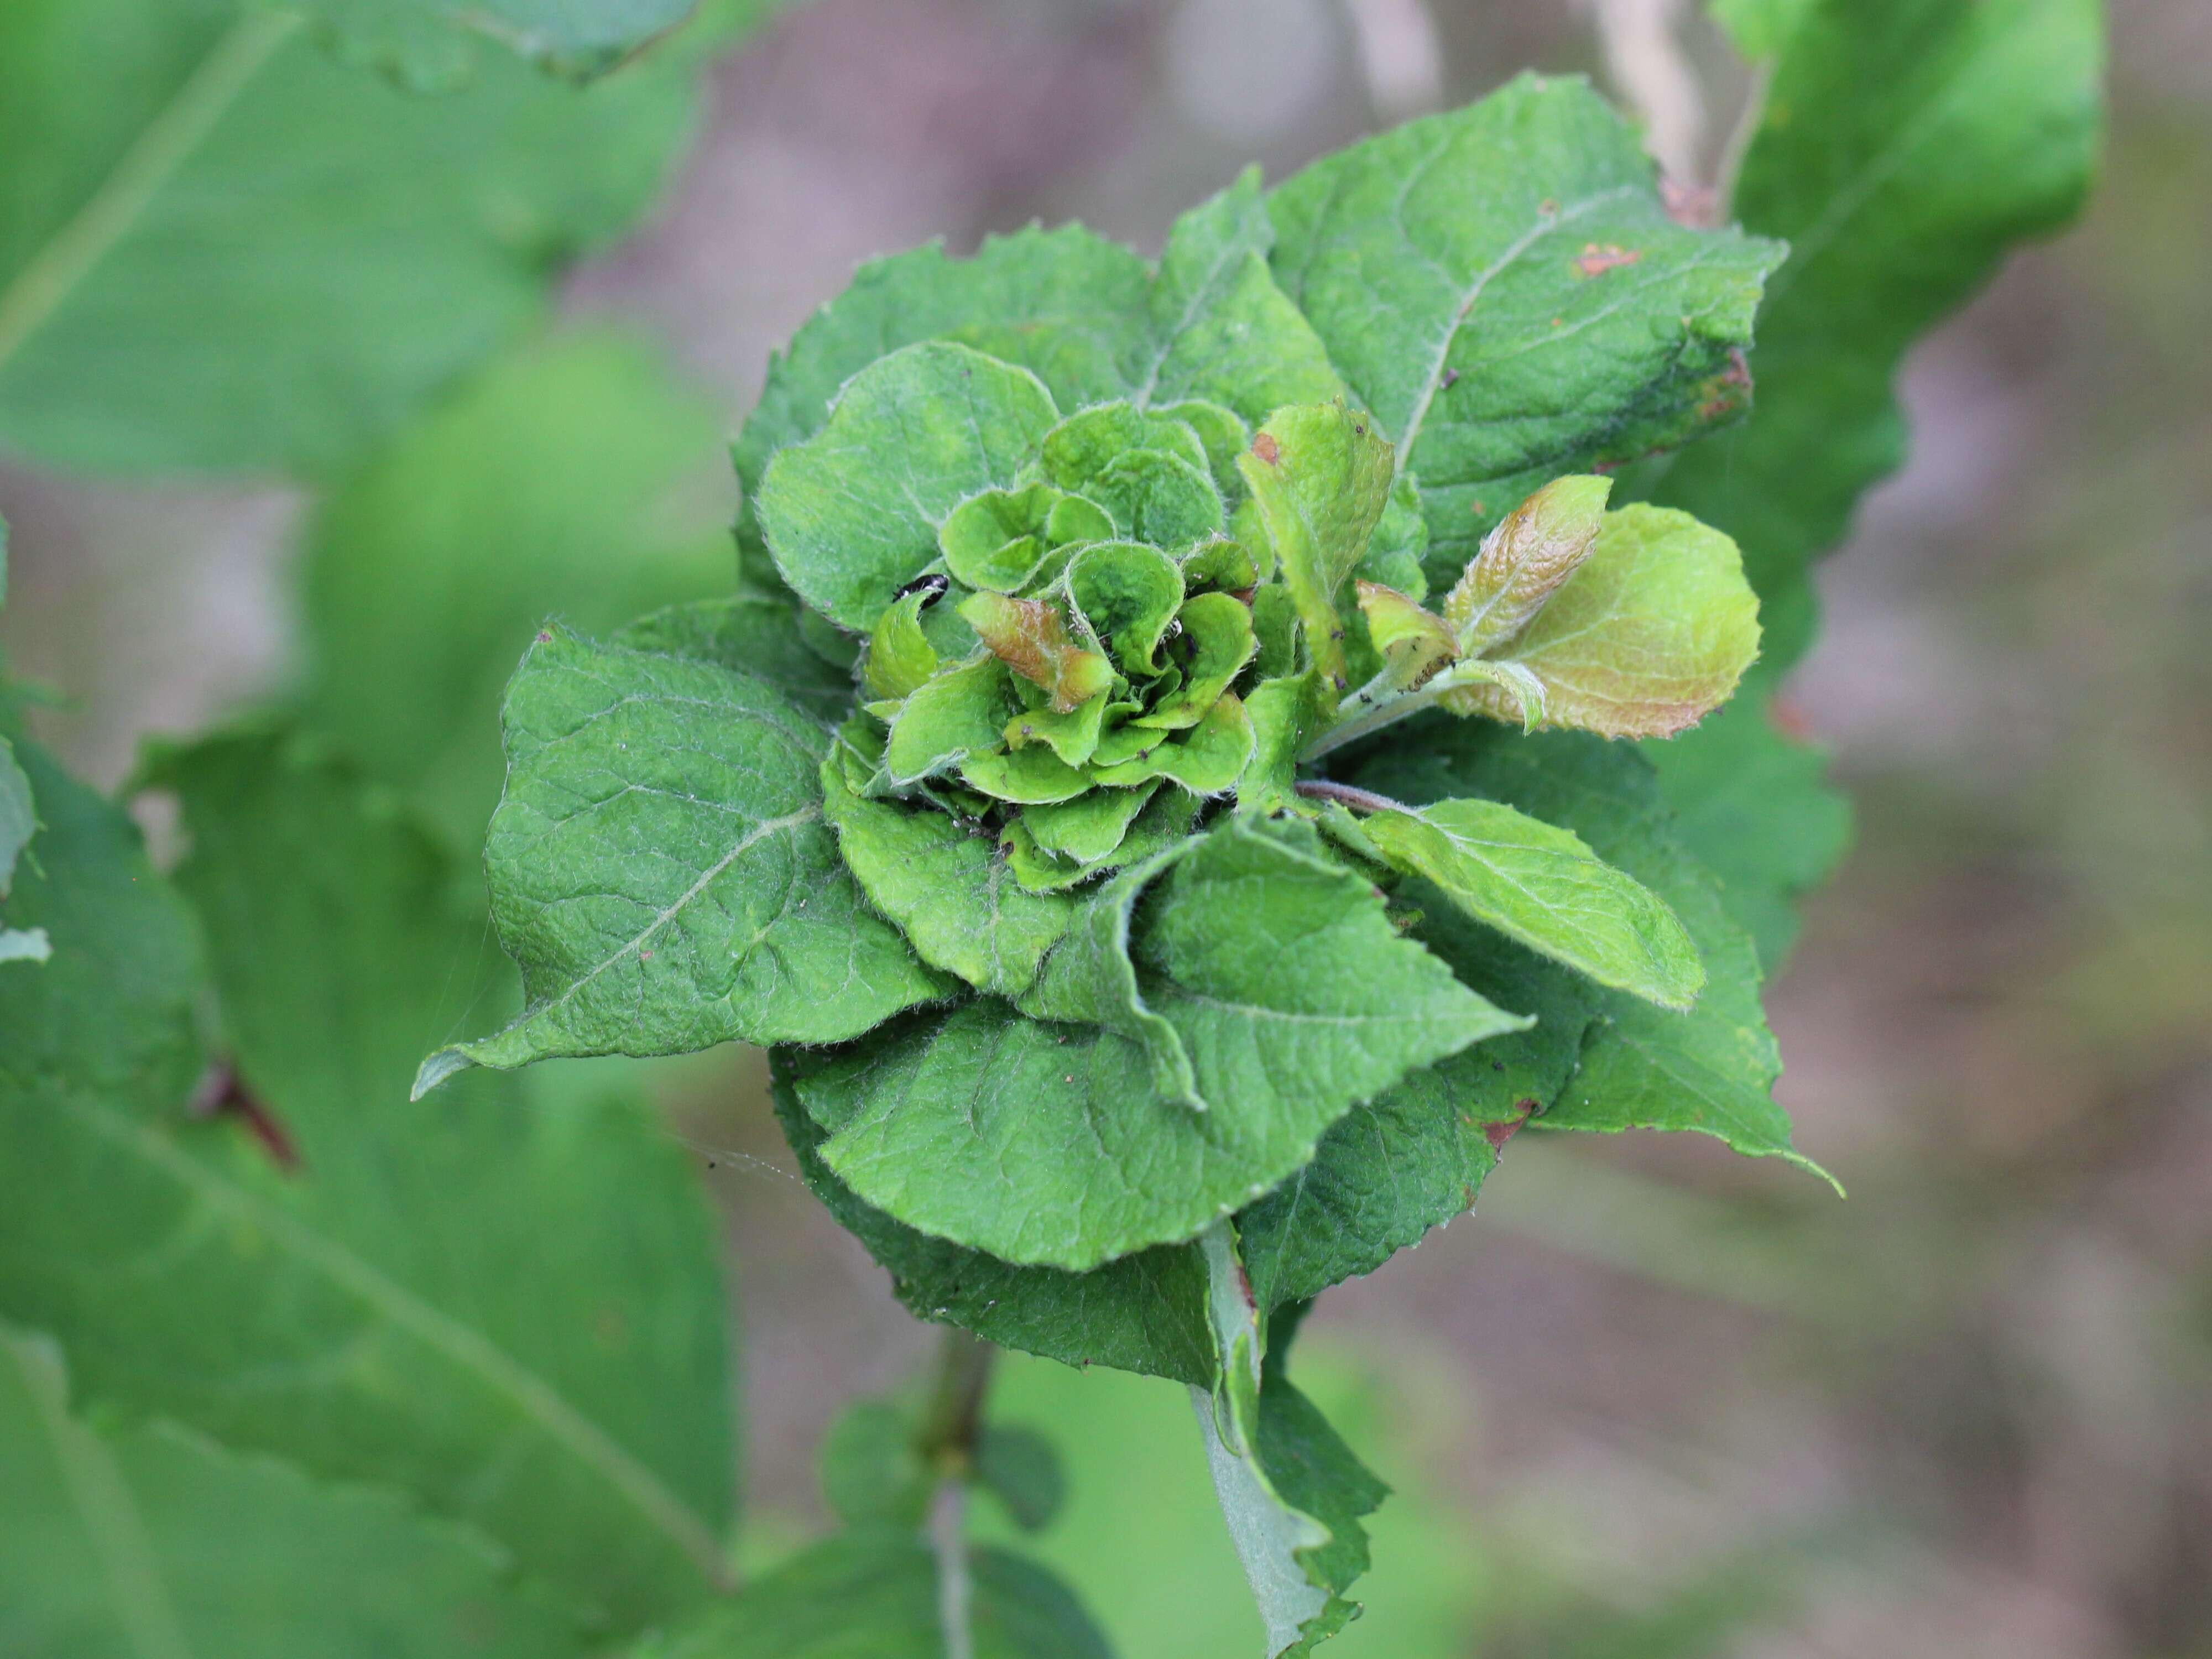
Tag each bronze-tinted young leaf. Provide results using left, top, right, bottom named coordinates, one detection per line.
left=1443, top=473, right=1613, bottom=654
left=1443, top=505, right=1760, bottom=738
left=959, top=592, right=1115, bottom=714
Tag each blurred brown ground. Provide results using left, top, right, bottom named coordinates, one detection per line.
left=6, top=2, right=2209, bottom=1653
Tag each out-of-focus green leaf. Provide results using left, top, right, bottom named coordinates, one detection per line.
left=818, top=1399, right=933, bottom=1530
left=0, top=1325, right=591, bottom=1658
left=416, top=628, right=950, bottom=1091
left=1, top=738, right=738, bottom=1632
left=757, top=342, right=1060, bottom=630
left=301, top=335, right=733, bottom=847
left=1643, top=696, right=1851, bottom=968
left=771, top=1067, right=1215, bottom=1386
left=0, top=1, right=725, bottom=474
left=1657, top=0, right=2104, bottom=666
left=1268, top=74, right=1784, bottom=593
left=285, top=0, right=753, bottom=89
left=633, top=1527, right=1112, bottom=1659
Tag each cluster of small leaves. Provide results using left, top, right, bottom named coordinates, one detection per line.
left=0, top=0, right=2104, bottom=1653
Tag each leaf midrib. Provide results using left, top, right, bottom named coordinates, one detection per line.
left=0, top=10, right=299, bottom=377
left=62, top=1087, right=734, bottom=1593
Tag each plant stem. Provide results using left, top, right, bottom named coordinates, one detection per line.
left=920, top=1329, right=994, bottom=1659
left=0, top=10, right=299, bottom=374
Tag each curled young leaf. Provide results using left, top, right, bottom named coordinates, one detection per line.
left=1443, top=473, right=1613, bottom=654
left=958, top=592, right=1115, bottom=714
left=1353, top=582, right=1457, bottom=693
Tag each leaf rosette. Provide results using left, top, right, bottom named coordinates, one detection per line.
left=414, top=72, right=1824, bottom=1653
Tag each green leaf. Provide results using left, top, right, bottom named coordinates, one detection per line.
left=758, top=341, right=1062, bottom=630
left=1085, top=692, right=1256, bottom=795
left=416, top=626, right=948, bottom=1091
left=1134, top=591, right=1258, bottom=731
left=885, top=654, right=1019, bottom=785
left=615, top=591, right=859, bottom=726
left=1003, top=784, right=1202, bottom=895
left=1192, top=1226, right=1386, bottom=1656
left=802, top=810, right=1503, bottom=1270
left=1238, top=889, right=1597, bottom=1310
left=1236, top=404, right=1395, bottom=690
left=773, top=1064, right=1215, bottom=1386
left=1267, top=72, right=1786, bottom=592
left=3, top=738, right=738, bottom=1631
left=0, top=1326, right=589, bottom=1659
left=1642, top=695, right=1850, bottom=969
left=1021, top=813, right=1505, bottom=1117
left=1351, top=722, right=1824, bottom=1177
left=285, top=0, right=739, bottom=88
left=974, top=1426, right=1066, bottom=1533
left=1019, top=783, right=1159, bottom=866
left=1065, top=541, right=1187, bottom=678
left=1442, top=473, right=1613, bottom=654
left=1135, top=167, right=1345, bottom=423
left=939, top=482, right=1113, bottom=595
left=862, top=587, right=947, bottom=702
left=0, top=2, right=722, bottom=474
left=0, top=733, right=33, bottom=899
left=1708, top=0, right=1816, bottom=57
left=300, top=335, right=737, bottom=846
left=1654, top=0, right=2103, bottom=667
left=634, top=1527, right=1113, bottom=1659
left=1442, top=503, right=1761, bottom=738
left=1349, top=796, right=1704, bottom=1008
left=818, top=1400, right=933, bottom=1530
left=822, top=723, right=1073, bottom=1000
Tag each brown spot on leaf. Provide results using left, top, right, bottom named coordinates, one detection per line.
left=1441, top=367, right=1460, bottom=389
left=1484, top=1098, right=1539, bottom=1152
left=1574, top=242, right=1642, bottom=277
left=189, top=1059, right=301, bottom=1173
left=1251, top=432, right=1280, bottom=465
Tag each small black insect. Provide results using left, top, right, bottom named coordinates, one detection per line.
left=893, top=571, right=951, bottom=604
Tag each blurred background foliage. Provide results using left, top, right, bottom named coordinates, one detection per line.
left=3, top=1, right=2204, bottom=1654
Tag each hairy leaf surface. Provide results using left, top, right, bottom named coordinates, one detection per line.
left=1267, top=73, right=1785, bottom=590
left=418, top=627, right=947, bottom=1089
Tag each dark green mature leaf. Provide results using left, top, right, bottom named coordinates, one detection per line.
left=1352, top=721, right=1822, bottom=1176
left=288, top=0, right=742, bottom=88
left=1134, top=168, right=1344, bottom=422
left=0, top=1325, right=588, bottom=1658
left=0, top=738, right=738, bottom=1632
left=615, top=592, right=858, bottom=726
left=0, top=0, right=727, bottom=474
left=1658, top=0, right=2104, bottom=666
left=1019, top=815, right=1511, bottom=1125
left=1267, top=73, right=1784, bottom=592
left=757, top=342, right=1061, bottom=630
left=1643, top=696, right=1850, bottom=969
left=416, top=627, right=948, bottom=1092
left=1237, top=899, right=1595, bottom=1311
left=301, top=335, right=734, bottom=847
left=772, top=1066, right=1215, bottom=1386
left=634, top=1527, right=1112, bottom=1659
